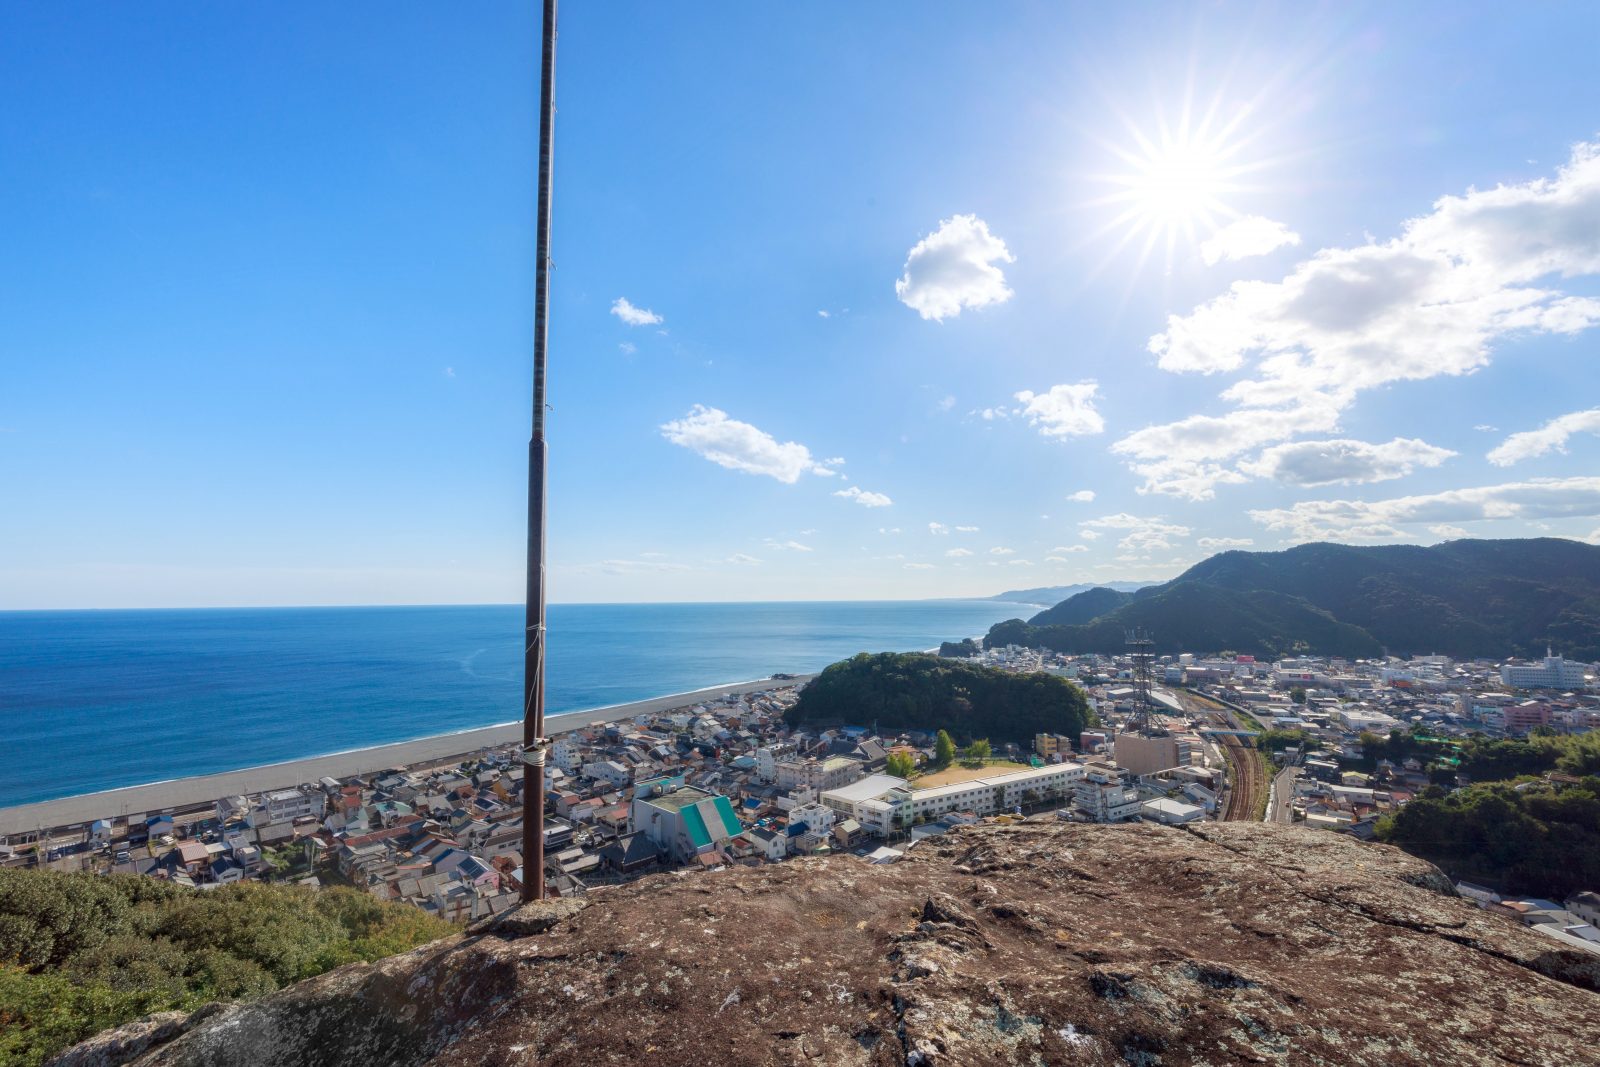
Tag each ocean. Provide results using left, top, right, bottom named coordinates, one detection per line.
left=0, top=600, right=1028, bottom=808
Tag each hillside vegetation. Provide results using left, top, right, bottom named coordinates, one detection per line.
left=784, top=652, right=1096, bottom=744
left=983, top=538, right=1600, bottom=660
left=1376, top=777, right=1600, bottom=899
left=0, top=870, right=455, bottom=1066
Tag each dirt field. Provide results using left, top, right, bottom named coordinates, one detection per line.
left=912, top=760, right=1033, bottom=790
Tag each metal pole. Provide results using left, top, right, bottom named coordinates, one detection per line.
left=521, top=0, right=557, bottom=904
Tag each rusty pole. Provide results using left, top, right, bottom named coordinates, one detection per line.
left=521, top=0, right=557, bottom=904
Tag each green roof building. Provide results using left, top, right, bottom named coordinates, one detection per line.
left=630, top=785, right=743, bottom=864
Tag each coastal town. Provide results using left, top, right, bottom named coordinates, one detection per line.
left=3, top=646, right=1597, bottom=951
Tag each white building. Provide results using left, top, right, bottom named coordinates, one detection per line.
left=582, top=760, right=633, bottom=789
left=551, top=736, right=585, bottom=773
left=1074, top=764, right=1142, bottom=823
left=777, top=756, right=864, bottom=793
left=821, top=765, right=1086, bottom=837
left=1501, top=652, right=1590, bottom=690
left=250, top=788, right=321, bottom=827
left=1141, top=797, right=1206, bottom=825
left=755, top=744, right=796, bottom=784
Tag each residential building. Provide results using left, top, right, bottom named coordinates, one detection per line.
left=776, top=755, right=865, bottom=793
left=1034, top=733, right=1074, bottom=759
left=251, top=788, right=322, bottom=827
left=1074, top=763, right=1142, bottom=823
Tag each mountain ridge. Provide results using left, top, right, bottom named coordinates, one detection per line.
left=985, top=538, right=1600, bottom=660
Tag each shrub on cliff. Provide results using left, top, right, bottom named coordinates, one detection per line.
left=0, top=869, right=456, bottom=1066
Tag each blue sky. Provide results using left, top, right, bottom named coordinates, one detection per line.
left=4, top=3, right=1600, bottom=608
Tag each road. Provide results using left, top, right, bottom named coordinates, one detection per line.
left=1268, top=764, right=1298, bottom=824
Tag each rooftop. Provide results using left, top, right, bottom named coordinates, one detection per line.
left=819, top=773, right=911, bottom=805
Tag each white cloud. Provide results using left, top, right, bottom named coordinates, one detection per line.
left=610, top=297, right=663, bottom=326
left=618, top=341, right=637, bottom=355
left=660, top=406, right=836, bottom=484
left=1200, top=215, right=1301, bottom=265
left=1238, top=437, right=1456, bottom=487
left=928, top=522, right=949, bottom=535
left=1488, top=407, right=1600, bottom=466
left=817, top=310, right=831, bottom=318
left=1196, top=537, right=1254, bottom=550
left=1121, top=142, right=1600, bottom=499
left=937, top=395, right=956, bottom=412
left=725, top=553, right=763, bottom=565
left=1014, top=382, right=1105, bottom=438
left=1474, top=424, right=1499, bottom=433
left=1428, top=525, right=1469, bottom=539
left=904, top=562, right=935, bottom=570
left=895, top=214, right=1015, bottom=321
left=764, top=539, right=814, bottom=552
left=834, top=486, right=893, bottom=507
left=1079, top=529, right=1101, bottom=541
left=1007, top=559, right=1033, bottom=566
left=945, top=548, right=973, bottom=558
left=1066, top=489, right=1096, bottom=502
left=1583, top=527, right=1600, bottom=544
left=1248, top=476, right=1600, bottom=540
left=1049, top=544, right=1090, bottom=554
left=988, top=546, right=1015, bottom=556
left=1080, top=513, right=1191, bottom=555
left=955, top=525, right=980, bottom=533
left=444, top=366, right=455, bottom=378
left=878, top=527, right=901, bottom=535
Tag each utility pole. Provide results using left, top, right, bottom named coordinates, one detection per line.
left=521, top=0, right=558, bottom=904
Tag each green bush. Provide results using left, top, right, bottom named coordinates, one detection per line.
left=0, top=869, right=457, bottom=1066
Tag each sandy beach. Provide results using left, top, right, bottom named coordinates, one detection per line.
left=0, top=675, right=812, bottom=837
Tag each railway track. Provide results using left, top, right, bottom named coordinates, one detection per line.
left=1217, top=727, right=1265, bottom=821
left=1174, top=689, right=1267, bottom=822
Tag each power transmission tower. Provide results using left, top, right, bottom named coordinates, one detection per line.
left=1126, top=628, right=1155, bottom=734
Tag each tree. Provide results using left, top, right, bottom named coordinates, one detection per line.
left=964, top=738, right=992, bottom=764
left=1289, top=686, right=1307, bottom=705
left=935, top=730, right=956, bottom=768
left=787, top=654, right=1097, bottom=745
left=885, top=751, right=916, bottom=780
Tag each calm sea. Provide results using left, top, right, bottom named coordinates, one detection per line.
left=0, top=600, right=1027, bottom=808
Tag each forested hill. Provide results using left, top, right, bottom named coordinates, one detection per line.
left=983, top=538, right=1600, bottom=660
left=784, top=652, right=1096, bottom=744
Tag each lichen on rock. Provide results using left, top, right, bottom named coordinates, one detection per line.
left=54, top=821, right=1600, bottom=1066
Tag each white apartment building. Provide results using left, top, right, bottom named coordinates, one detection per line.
left=1501, top=653, right=1590, bottom=690
left=755, top=744, right=796, bottom=784
left=777, top=755, right=864, bottom=793
left=550, top=736, right=584, bottom=774
left=250, top=788, right=321, bottom=828
left=1074, top=764, right=1142, bottom=823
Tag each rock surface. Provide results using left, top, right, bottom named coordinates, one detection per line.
left=55, top=822, right=1600, bottom=1066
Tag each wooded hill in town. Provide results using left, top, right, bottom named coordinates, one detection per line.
left=981, top=538, right=1600, bottom=661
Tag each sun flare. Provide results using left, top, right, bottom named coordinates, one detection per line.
left=1084, top=99, right=1271, bottom=276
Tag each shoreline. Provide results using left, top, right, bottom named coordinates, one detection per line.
left=0, top=675, right=812, bottom=836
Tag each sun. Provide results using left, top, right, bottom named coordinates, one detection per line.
left=1082, top=99, right=1269, bottom=276
left=1118, top=138, right=1232, bottom=230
